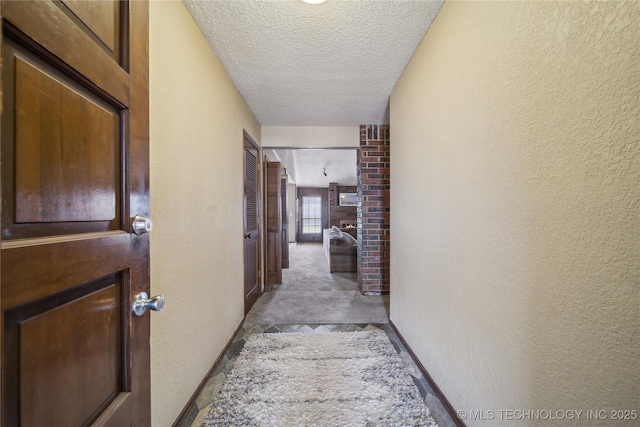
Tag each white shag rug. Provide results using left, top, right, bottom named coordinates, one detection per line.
left=205, top=330, right=438, bottom=427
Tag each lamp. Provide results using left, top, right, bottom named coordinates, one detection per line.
left=302, top=0, right=326, bottom=4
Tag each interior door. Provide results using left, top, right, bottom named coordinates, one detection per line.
left=281, top=175, right=289, bottom=269
left=243, top=132, right=260, bottom=314
left=1, top=1, right=151, bottom=426
left=265, top=162, right=282, bottom=285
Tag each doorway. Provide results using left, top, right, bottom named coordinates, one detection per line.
left=263, top=147, right=358, bottom=244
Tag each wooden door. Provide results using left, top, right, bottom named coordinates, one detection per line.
left=1, top=1, right=150, bottom=426
left=281, top=176, right=289, bottom=269
left=243, top=132, right=260, bottom=314
left=265, top=162, right=282, bottom=285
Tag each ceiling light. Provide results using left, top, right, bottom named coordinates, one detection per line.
left=302, top=0, right=326, bottom=4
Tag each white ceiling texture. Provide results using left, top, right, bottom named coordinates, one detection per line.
left=184, top=0, right=444, bottom=186
left=265, top=148, right=357, bottom=187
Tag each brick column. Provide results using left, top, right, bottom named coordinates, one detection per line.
left=357, top=125, right=390, bottom=294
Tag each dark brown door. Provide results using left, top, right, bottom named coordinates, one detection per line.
left=1, top=1, right=150, bottom=426
left=265, top=162, right=282, bottom=285
left=243, top=132, right=260, bottom=314
left=281, top=176, right=289, bottom=269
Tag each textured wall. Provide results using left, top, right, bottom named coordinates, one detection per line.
left=288, top=183, right=297, bottom=242
left=390, top=1, right=639, bottom=426
left=149, top=2, right=261, bottom=426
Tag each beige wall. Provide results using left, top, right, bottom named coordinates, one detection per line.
left=262, top=126, right=359, bottom=148
left=288, top=183, right=297, bottom=242
left=390, top=1, right=639, bottom=426
left=149, top=2, right=261, bottom=426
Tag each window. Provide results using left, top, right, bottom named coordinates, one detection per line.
left=301, top=196, right=322, bottom=234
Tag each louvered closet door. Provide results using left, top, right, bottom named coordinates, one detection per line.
left=243, top=132, right=260, bottom=314
left=281, top=177, right=289, bottom=269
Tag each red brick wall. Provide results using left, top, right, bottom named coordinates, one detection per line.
left=328, top=183, right=357, bottom=228
left=357, top=125, right=390, bottom=294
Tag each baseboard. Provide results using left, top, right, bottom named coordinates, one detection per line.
left=388, top=320, right=466, bottom=427
left=172, top=318, right=463, bottom=426
left=172, top=319, right=245, bottom=427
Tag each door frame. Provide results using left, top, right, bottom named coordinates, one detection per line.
left=296, top=187, right=328, bottom=243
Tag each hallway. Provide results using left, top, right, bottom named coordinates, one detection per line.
left=178, top=243, right=456, bottom=427
left=144, top=2, right=639, bottom=424
left=246, top=243, right=389, bottom=325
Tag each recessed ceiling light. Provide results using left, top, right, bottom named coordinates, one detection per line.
left=302, top=0, right=326, bottom=4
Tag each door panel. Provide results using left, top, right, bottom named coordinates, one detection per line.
left=243, top=132, right=260, bottom=314
left=265, top=162, right=282, bottom=285
left=1, top=234, right=129, bottom=311
left=62, top=0, right=120, bottom=56
left=11, top=277, right=123, bottom=426
left=1, top=1, right=150, bottom=426
left=14, top=54, right=120, bottom=225
left=2, top=37, right=123, bottom=239
left=2, top=0, right=130, bottom=104
left=281, top=177, right=289, bottom=269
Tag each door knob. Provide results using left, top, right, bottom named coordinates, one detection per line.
left=132, top=214, right=153, bottom=235
left=245, top=233, right=252, bottom=239
left=132, top=292, right=165, bottom=316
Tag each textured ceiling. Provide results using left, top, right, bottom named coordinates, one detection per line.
left=183, top=0, right=444, bottom=126
left=266, top=148, right=357, bottom=187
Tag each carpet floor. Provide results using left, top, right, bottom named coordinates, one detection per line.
left=244, top=243, right=389, bottom=326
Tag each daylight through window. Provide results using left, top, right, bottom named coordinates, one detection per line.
left=302, top=196, right=322, bottom=233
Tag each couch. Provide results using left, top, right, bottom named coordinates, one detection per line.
left=323, top=227, right=357, bottom=273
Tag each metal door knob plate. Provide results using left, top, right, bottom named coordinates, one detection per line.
left=132, top=292, right=165, bottom=316
left=132, top=214, right=153, bottom=235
